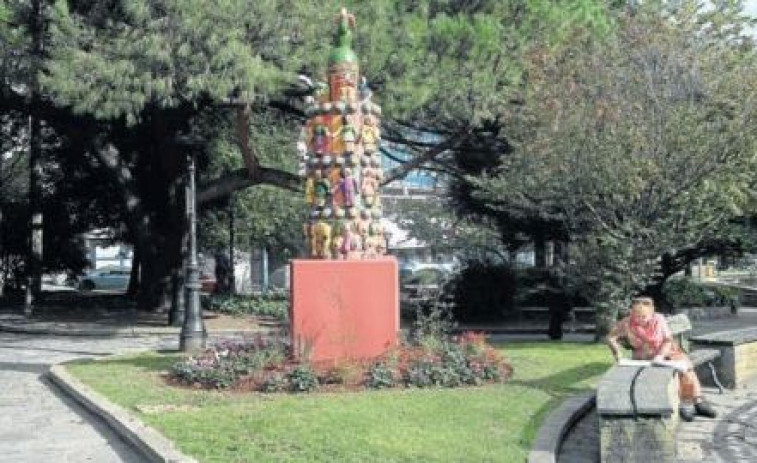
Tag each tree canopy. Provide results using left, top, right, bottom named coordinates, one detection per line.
left=465, top=1, right=757, bottom=335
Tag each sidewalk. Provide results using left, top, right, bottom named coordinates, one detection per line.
left=0, top=292, right=281, bottom=337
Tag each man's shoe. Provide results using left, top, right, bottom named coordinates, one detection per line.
left=695, top=400, right=717, bottom=419
left=680, top=405, right=695, bottom=422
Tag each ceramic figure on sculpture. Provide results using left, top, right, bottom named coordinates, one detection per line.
left=329, top=161, right=343, bottom=187
left=311, top=117, right=331, bottom=156
left=361, top=114, right=380, bottom=154
left=313, top=170, right=330, bottom=208
left=356, top=209, right=371, bottom=243
left=361, top=168, right=378, bottom=207
left=336, top=167, right=358, bottom=208
left=338, top=115, right=358, bottom=155
left=331, top=208, right=347, bottom=259
left=329, top=113, right=344, bottom=154
left=314, top=218, right=332, bottom=259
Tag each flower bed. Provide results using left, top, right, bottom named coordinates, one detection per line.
left=170, top=332, right=512, bottom=393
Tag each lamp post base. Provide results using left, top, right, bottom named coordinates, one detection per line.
left=179, top=330, right=207, bottom=353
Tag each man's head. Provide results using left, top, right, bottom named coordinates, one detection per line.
left=630, top=297, right=655, bottom=324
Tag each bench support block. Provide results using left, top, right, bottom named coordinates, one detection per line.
left=600, top=415, right=677, bottom=463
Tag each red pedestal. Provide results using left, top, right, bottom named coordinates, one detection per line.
left=289, top=258, right=399, bottom=363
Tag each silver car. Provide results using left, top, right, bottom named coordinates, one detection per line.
left=78, top=267, right=131, bottom=291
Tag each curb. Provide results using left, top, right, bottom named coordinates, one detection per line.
left=527, top=391, right=596, bottom=463
left=48, top=363, right=198, bottom=463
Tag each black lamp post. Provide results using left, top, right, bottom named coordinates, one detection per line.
left=179, top=138, right=207, bottom=352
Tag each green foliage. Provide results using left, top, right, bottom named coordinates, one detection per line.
left=408, top=297, right=456, bottom=348
left=286, top=365, right=319, bottom=393
left=365, top=362, right=396, bottom=389
left=171, top=337, right=289, bottom=389
left=398, top=332, right=511, bottom=388
left=202, top=292, right=289, bottom=321
left=259, top=372, right=288, bottom=393
left=44, top=0, right=295, bottom=122
left=663, top=278, right=740, bottom=309
left=448, top=261, right=516, bottom=322
left=464, top=2, right=757, bottom=335
left=198, top=111, right=305, bottom=255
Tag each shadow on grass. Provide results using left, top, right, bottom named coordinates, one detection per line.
left=508, top=362, right=608, bottom=393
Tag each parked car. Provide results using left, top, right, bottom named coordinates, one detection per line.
left=200, top=273, right=217, bottom=294
left=399, top=264, right=455, bottom=313
left=77, top=267, right=131, bottom=291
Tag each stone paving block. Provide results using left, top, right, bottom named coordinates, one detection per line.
left=677, top=441, right=705, bottom=461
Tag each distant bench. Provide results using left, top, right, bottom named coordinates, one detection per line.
left=596, top=314, right=722, bottom=462
left=690, top=326, right=757, bottom=389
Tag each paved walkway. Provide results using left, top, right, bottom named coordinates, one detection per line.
left=558, top=308, right=757, bottom=462
left=0, top=332, right=177, bottom=462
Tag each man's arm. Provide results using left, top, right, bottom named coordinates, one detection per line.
left=606, top=321, right=625, bottom=363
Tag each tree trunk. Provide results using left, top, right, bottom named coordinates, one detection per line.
left=169, top=183, right=188, bottom=326
left=25, top=0, right=46, bottom=315
left=127, top=244, right=141, bottom=296
left=228, top=197, right=236, bottom=295
left=534, top=232, right=547, bottom=268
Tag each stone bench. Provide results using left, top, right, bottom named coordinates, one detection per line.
left=690, top=326, right=757, bottom=389
left=596, top=314, right=723, bottom=462
left=597, top=365, right=680, bottom=462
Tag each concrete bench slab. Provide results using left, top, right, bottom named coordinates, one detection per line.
left=690, top=327, right=757, bottom=389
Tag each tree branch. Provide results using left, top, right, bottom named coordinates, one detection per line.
left=236, top=105, right=259, bottom=178
left=197, top=166, right=301, bottom=204
left=382, top=129, right=471, bottom=186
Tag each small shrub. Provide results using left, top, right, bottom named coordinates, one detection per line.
left=260, top=372, right=288, bottom=393
left=365, top=362, right=396, bottom=389
left=287, top=365, right=319, bottom=392
left=405, top=357, right=438, bottom=388
left=395, top=331, right=511, bottom=389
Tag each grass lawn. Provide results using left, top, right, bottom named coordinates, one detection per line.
left=65, top=341, right=611, bottom=463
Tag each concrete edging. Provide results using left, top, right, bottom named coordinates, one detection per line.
left=527, top=391, right=596, bottom=463
left=48, top=363, right=198, bottom=463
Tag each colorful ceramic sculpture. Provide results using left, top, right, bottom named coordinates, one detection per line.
left=299, top=9, right=385, bottom=259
